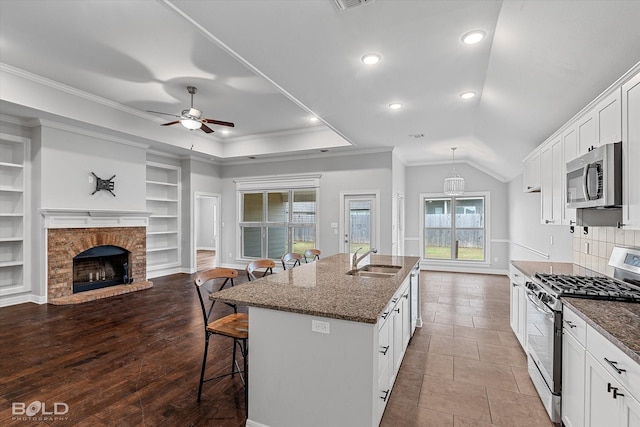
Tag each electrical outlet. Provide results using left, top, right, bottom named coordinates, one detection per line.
left=228, top=252, right=232, bottom=258
left=311, top=319, right=330, bottom=334
left=550, top=236, right=553, bottom=245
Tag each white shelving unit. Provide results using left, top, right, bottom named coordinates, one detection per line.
left=0, top=133, right=29, bottom=299
left=146, top=162, right=181, bottom=278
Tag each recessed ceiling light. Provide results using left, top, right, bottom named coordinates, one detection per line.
left=309, top=116, right=319, bottom=122
left=388, top=103, right=403, bottom=110
left=462, top=30, right=486, bottom=45
left=459, top=91, right=476, bottom=100
left=361, top=52, right=382, bottom=65
left=221, top=129, right=230, bottom=135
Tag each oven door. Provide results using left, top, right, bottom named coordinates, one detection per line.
left=525, top=288, right=561, bottom=394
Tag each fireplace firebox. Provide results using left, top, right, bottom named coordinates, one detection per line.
left=73, top=245, right=131, bottom=293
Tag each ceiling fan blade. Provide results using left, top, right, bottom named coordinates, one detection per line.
left=161, top=121, right=180, bottom=126
left=203, top=118, right=235, bottom=127
left=147, top=110, right=181, bottom=118
left=200, top=124, right=214, bottom=134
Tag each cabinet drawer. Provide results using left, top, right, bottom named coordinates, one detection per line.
left=563, top=306, right=587, bottom=347
left=510, top=265, right=525, bottom=285
left=586, top=324, right=640, bottom=400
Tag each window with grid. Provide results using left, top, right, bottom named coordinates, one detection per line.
left=240, top=189, right=317, bottom=259
left=423, top=195, right=485, bottom=261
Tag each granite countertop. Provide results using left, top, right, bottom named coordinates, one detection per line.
left=511, top=259, right=640, bottom=365
left=563, top=298, right=640, bottom=364
left=211, top=253, right=420, bottom=324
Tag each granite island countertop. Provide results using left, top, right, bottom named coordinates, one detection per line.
left=511, top=260, right=640, bottom=365
left=212, top=253, right=420, bottom=324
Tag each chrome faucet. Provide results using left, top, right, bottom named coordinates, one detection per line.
left=352, top=247, right=378, bottom=268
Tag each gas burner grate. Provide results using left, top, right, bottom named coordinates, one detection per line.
left=534, top=273, right=640, bottom=302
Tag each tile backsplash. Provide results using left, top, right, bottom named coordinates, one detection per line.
left=573, top=227, right=640, bottom=276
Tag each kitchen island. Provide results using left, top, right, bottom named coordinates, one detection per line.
left=212, top=253, right=420, bottom=427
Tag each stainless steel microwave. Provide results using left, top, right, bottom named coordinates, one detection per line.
left=566, top=142, right=622, bottom=209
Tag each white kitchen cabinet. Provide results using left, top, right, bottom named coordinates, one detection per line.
left=562, top=126, right=578, bottom=226
left=509, top=265, right=527, bottom=349
left=561, top=306, right=586, bottom=427
left=596, top=88, right=622, bottom=146
left=523, top=150, right=541, bottom=192
left=0, top=133, right=30, bottom=300
left=540, top=137, right=563, bottom=225
left=146, top=162, right=181, bottom=278
left=576, top=320, right=640, bottom=427
left=577, top=112, right=597, bottom=156
left=585, top=353, right=640, bottom=427
left=622, top=71, right=640, bottom=229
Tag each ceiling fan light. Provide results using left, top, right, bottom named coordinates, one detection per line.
left=180, top=118, right=202, bottom=130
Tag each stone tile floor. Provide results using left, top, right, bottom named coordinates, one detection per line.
left=380, top=271, right=554, bottom=427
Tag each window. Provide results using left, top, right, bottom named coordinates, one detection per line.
left=422, top=194, right=486, bottom=261
left=239, top=189, right=317, bottom=259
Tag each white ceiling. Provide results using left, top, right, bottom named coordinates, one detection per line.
left=1, top=0, right=639, bottom=180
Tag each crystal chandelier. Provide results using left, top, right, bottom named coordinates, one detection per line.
left=443, top=147, right=465, bottom=196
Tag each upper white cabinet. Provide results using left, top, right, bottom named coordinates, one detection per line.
left=622, top=72, right=640, bottom=229
left=0, top=134, right=30, bottom=300
left=527, top=65, right=637, bottom=229
left=146, top=162, right=181, bottom=278
left=577, top=89, right=621, bottom=155
left=523, top=151, right=541, bottom=192
left=562, top=126, right=578, bottom=226
left=540, top=137, right=563, bottom=225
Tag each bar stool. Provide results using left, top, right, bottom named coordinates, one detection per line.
left=246, top=259, right=276, bottom=281
left=304, top=248, right=321, bottom=263
left=193, top=268, right=248, bottom=413
left=281, top=252, right=302, bottom=270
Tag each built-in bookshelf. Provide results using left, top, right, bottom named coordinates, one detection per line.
left=0, top=133, right=30, bottom=300
left=146, top=162, right=181, bottom=277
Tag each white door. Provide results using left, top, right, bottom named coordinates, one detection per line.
left=342, top=194, right=377, bottom=255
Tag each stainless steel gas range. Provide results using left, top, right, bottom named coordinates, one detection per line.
left=525, top=246, right=640, bottom=424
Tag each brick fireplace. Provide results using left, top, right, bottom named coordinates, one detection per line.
left=43, top=210, right=152, bottom=304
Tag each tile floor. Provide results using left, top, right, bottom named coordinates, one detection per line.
left=380, top=271, right=555, bottom=427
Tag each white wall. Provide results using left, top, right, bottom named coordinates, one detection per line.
left=39, top=124, right=147, bottom=211
left=405, top=162, right=510, bottom=273
left=508, top=174, right=573, bottom=262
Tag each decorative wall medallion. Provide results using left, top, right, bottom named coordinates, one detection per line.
left=91, top=172, right=116, bottom=196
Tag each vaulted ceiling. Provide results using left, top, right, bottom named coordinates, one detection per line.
left=1, top=0, right=639, bottom=180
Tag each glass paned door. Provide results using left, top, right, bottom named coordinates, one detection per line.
left=424, top=198, right=452, bottom=259
left=344, top=196, right=375, bottom=254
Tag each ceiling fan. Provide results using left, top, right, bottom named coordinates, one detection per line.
left=148, top=86, right=235, bottom=134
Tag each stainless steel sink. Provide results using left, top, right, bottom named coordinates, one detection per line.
left=359, top=264, right=402, bottom=274
left=346, top=264, right=402, bottom=278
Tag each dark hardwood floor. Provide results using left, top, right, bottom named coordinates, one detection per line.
left=0, top=272, right=248, bottom=427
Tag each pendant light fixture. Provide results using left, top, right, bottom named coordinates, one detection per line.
left=443, top=147, right=465, bottom=196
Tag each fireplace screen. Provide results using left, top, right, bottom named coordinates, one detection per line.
left=73, top=245, right=131, bottom=293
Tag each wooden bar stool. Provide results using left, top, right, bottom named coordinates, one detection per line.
left=304, top=248, right=321, bottom=263
left=246, top=259, right=276, bottom=281
left=281, top=252, right=302, bottom=270
left=193, top=268, right=248, bottom=413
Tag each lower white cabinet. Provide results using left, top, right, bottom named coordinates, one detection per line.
left=562, top=306, right=587, bottom=427
left=585, top=353, right=640, bottom=427
left=509, top=265, right=527, bottom=349
left=562, top=308, right=640, bottom=427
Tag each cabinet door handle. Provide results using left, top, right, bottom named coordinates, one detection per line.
left=380, top=346, right=389, bottom=355
left=394, top=308, right=400, bottom=313
left=403, top=293, right=409, bottom=299
left=381, top=311, right=390, bottom=319
left=380, top=389, right=390, bottom=402
left=392, top=298, right=398, bottom=303
left=512, top=283, right=518, bottom=287
left=613, top=389, right=625, bottom=399
left=545, top=219, right=555, bottom=224
left=563, top=320, right=576, bottom=329
left=604, top=357, right=626, bottom=374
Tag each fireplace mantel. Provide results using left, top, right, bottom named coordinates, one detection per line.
left=42, top=208, right=151, bottom=229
